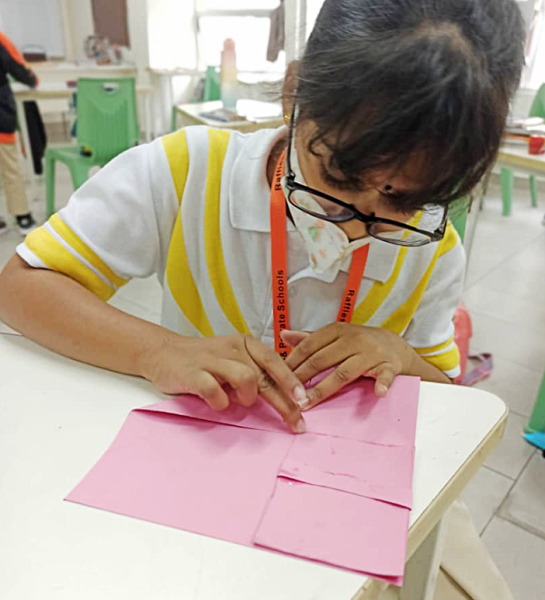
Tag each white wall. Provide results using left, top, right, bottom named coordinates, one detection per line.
left=147, top=0, right=196, bottom=70
left=0, top=0, right=65, bottom=57
left=63, top=0, right=150, bottom=82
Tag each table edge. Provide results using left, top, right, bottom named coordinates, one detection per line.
left=351, top=395, right=508, bottom=600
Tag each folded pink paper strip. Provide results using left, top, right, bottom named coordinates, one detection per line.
left=254, top=478, right=410, bottom=577
left=66, top=375, right=419, bottom=584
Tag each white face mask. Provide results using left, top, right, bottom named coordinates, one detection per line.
left=281, top=142, right=368, bottom=275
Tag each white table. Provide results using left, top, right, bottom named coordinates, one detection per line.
left=31, top=61, right=137, bottom=83
left=174, top=99, right=284, bottom=133
left=497, top=143, right=545, bottom=176
left=0, top=334, right=507, bottom=600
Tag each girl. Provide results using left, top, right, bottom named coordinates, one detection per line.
left=0, top=31, right=38, bottom=236
left=0, top=0, right=523, bottom=435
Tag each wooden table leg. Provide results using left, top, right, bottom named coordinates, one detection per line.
left=398, top=509, right=450, bottom=600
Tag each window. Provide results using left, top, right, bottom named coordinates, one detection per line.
left=195, top=0, right=285, bottom=73
left=522, top=0, right=545, bottom=89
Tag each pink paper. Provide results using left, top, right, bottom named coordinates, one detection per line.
left=254, top=478, right=410, bottom=578
left=137, top=375, right=420, bottom=446
left=279, top=434, right=415, bottom=508
left=67, top=411, right=293, bottom=544
left=66, top=375, right=420, bottom=584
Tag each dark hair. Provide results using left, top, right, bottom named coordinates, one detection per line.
left=294, top=0, right=525, bottom=211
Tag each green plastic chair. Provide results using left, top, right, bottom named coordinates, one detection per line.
left=449, top=199, right=468, bottom=243
left=525, top=370, right=545, bottom=451
left=45, top=77, right=139, bottom=218
left=171, top=66, right=221, bottom=132
left=501, top=83, right=545, bottom=216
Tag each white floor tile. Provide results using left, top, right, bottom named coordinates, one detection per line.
left=484, top=412, right=535, bottom=479
left=116, top=275, right=163, bottom=315
left=466, top=195, right=545, bottom=286
left=464, top=285, right=545, bottom=335
left=474, top=261, right=545, bottom=303
left=469, top=311, right=545, bottom=374
left=0, top=229, right=21, bottom=270
left=461, top=466, right=513, bottom=534
left=482, top=517, right=545, bottom=600
left=500, top=453, right=545, bottom=540
left=472, top=355, right=542, bottom=418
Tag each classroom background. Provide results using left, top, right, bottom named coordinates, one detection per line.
left=0, top=1, right=544, bottom=599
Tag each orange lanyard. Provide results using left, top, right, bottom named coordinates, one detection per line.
left=270, top=150, right=370, bottom=357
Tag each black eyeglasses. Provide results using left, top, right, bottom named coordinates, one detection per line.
left=284, top=106, right=448, bottom=247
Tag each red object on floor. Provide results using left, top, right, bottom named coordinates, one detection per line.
left=454, top=303, right=472, bottom=384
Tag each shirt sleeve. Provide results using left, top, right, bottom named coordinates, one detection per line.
left=17, top=138, right=179, bottom=301
left=404, top=226, right=466, bottom=379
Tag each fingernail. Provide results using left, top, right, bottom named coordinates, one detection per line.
left=297, top=397, right=310, bottom=410
left=294, top=419, right=306, bottom=434
left=293, top=384, right=307, bottom=402
left=376, top=383, right=388, bottom=397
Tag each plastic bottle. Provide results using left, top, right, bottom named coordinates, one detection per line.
left=220, top=38, right=237, bottom=111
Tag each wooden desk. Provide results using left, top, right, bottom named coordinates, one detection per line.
left=0, top=333, right=507, bottom=600
left=174, top=100, right=284, bottom=133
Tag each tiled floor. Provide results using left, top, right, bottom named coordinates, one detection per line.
left=1, top=165, right=544, bottom=599
left=462, top=183, right=545, bottom=600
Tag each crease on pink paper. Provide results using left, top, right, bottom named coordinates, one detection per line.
left=253, top=478, right=410, bottom=578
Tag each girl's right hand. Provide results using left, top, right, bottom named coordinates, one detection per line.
left=141, top=334, right=307, bottom=434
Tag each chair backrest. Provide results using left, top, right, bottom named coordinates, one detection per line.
left=529, top=83, right=545, bottom=119
left=449, top=197, right=469, bottom=243
left=76, top=77, right=139, bottom=164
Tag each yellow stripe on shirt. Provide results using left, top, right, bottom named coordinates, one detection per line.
left=204, top=129, right=250, bottom=335
left=419, top=344, right=460, bottom=373
left=352, top=246, right=408, bottom=325
left=351, top=211, right=423, bottom=326
left=48, top=214, right=128, bottom=289
left=25, top=227, right=114, bottom=300
left=163, top=129, right=215, bottom=337
left=163, top=129, right=191, bottom=206
left=380, top=222, right=458, bottom=335
left=414, top=335, right=455, bottom=356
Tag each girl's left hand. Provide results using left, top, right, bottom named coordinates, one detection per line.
left=283, top=323, right=414, bottom=410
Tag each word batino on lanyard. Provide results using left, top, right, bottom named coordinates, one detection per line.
left=269, top=149, right=369, bottom=358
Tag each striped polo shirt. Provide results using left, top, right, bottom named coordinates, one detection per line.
left=17, top=126, right=465, bottom=378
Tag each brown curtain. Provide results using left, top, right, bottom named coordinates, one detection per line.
left=91, top=0, right=130, bottom=47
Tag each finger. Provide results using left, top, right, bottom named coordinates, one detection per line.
left=304, top=355, right=363, bottom=410
left=280, top=329, right=310, bottom=348
left=245, top=338, right=306, bottom=433
left=245, top=336, right=308, bottom=406
left=285, top=323, right=341, bottom=371
left=293, top=338, right=353, bottom=385
left=212, top=359, right=258, bottom=407
left=258, top=372, right=306, bottom=433
left=189, top=371, right=230, bottom=411
left=365, top=362, right=397, bottom=398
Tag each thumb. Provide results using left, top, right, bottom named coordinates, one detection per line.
left=280, top=329, right=310, bottom=348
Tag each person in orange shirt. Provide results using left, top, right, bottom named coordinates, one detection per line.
left=0, top=32, right=38, bottom=236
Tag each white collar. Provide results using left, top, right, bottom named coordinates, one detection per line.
left=228, top=126, right=400, bottom=284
